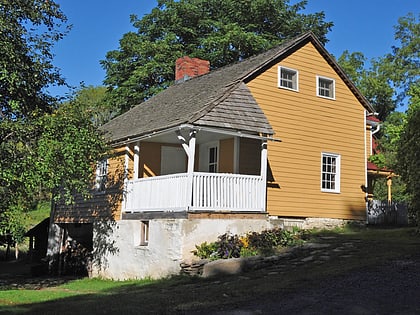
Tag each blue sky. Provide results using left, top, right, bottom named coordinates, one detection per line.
left=50, top=0, right=418, bottom=97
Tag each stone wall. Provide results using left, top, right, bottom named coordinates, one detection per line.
left=272, top=217, right=364, bottom=230
left=90, top=215, right=365, bottom=280
left=91, top=217, right=271, bottom=280
left=180, top=218, right=271, bottom=262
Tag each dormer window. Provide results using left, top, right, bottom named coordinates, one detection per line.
left=317, top=76, right=335, bottom=99
left=278, top=66, right=298, bottom=91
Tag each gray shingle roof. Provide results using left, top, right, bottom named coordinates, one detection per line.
left=100, top=32, right=375, bottom=144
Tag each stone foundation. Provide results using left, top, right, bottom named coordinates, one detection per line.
left=90, top=215, right=365, bottom=280
left=270, top=217, right=365, bottom=230
left=91, top=216, right=271, bottom=280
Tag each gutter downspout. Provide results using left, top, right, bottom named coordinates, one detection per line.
left=371, top=123, right=381, bottom=136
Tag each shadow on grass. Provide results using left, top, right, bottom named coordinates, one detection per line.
left=0, top=275, right=242, bottom=315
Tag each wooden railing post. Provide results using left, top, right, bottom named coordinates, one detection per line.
left=186, top=130, right=197, bottom=210
left=260, top=140, right=268, bottom=212
left=122, top=145, right=130, bottom=214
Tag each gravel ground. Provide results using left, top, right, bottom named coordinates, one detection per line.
left=208, top=254, right=420, bottom=315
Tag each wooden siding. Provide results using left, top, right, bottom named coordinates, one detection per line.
left=239, top=138, right=261, bottom=176
left=55, top=147, right=126, bottom=223
left=126, top=144, right=134, bottom=180
left=138, top=139, right=240, bottom=176
left=247, top=41, right=367, bottom=220
left=140, top=142, right=163, bottom=177
left=219, top=138, right=234, bottom=173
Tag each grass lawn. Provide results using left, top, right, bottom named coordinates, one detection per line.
left=0, top=226, right=419, bottom=314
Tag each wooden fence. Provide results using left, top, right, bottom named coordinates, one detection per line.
left=367, top=200, right=408, bottom=225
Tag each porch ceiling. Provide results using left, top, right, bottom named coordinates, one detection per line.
left=152, top=129, right=230, bottom=144
left=128, top=127, right=243, bottom=145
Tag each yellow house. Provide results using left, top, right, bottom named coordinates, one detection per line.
left=50, top=32, right=375, bottom=279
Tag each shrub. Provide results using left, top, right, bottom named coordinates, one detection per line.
left=192, top=233, right=243, bottom=260
left=215, top=233, right=243, bottom=259
left=192, top=241, right=218, bottom=260
left=246, top=228, right=282, bottom=256
left=240, top=227, right=303, bottom=256
left=192, top=228, right=303, bottom=260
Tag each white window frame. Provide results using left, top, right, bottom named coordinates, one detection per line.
left=95, top=159, right=108, bottom=191
left=140, top=221, right=149, bottom=246
left=321, top=153, right=341, bottom=193
left=208, top=145, right=218, bottom=173
left=317, top=75, right=335, bottom=100
left=278, top=66, right=299, bottom=91
left=199, top=141, right=219, bottom=173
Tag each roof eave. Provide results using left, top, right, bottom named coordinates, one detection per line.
left=108, top=123, right=279, bottom=148
left=241, top=32, right=376, bottom=114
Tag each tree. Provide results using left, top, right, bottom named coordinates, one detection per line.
left=0, top=0, right=68, bottom=242
left=71, top=85, right=118, bottom=127
left=0, top=0, right=68, bottom=118
left=0, top=2, right=108, bottom=244
left=383, top=13, right=420, bottom=106
left=337, top=13, right=419, bottom=121
left=337, top=51, right=395, bottom=121
left=397, top=83, right=420, bottom=226
left=102, top=0, right=333, bottom=113
left=32, top=99, right=108, bottom=202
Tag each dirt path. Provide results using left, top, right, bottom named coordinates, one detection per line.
left=195, top=233, right=420, bottom=315
left=213, top=255, right=420, bottom=315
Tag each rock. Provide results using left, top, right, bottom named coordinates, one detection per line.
left=202, top=258, right=245, bottom=278
left=301, top=256, right=314, bottom=262
left=302, top=243, right=331, bottom=249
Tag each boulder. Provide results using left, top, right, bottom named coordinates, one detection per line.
left=202, top=258, right=245, bottom=278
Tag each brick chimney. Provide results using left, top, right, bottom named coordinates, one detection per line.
left=175, top=56, right=210, bottom=83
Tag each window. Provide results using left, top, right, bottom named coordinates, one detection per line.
left=140, top=221, right=149, bottom=246
left=208, top=146, right=218, bottom=173
left=317, top=76, right=335, bottom=99
left=321, top=153, right=340, bottom=193
left=96, top=159, right=108, bottom=191
left=278, top=66, right=298, bottom=91
left=199, top=141, right=219, bottom=172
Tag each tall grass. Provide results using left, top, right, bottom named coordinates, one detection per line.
left=26, top=201, right=51, bottom=228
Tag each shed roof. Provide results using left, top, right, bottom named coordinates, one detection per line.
left=24, top=218, right=49, bottom=237
left=101, top=32, right=375, bottom=145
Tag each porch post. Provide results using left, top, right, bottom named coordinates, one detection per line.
left=186, top=130, right=197, bottom=209
left=260, top=140, right=268, bottom=212
left=124, top=145, right=130, bottom=179
left=387, top=175, right=392, bottom=203
left=122, top=145, right=130, bottom=214
left=133, top=141, right=140, bottom=180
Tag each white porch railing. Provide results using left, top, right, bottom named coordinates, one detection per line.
left=123, top=172, right=265, bottom=213
left=124, top=173, right=189, bottom=212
